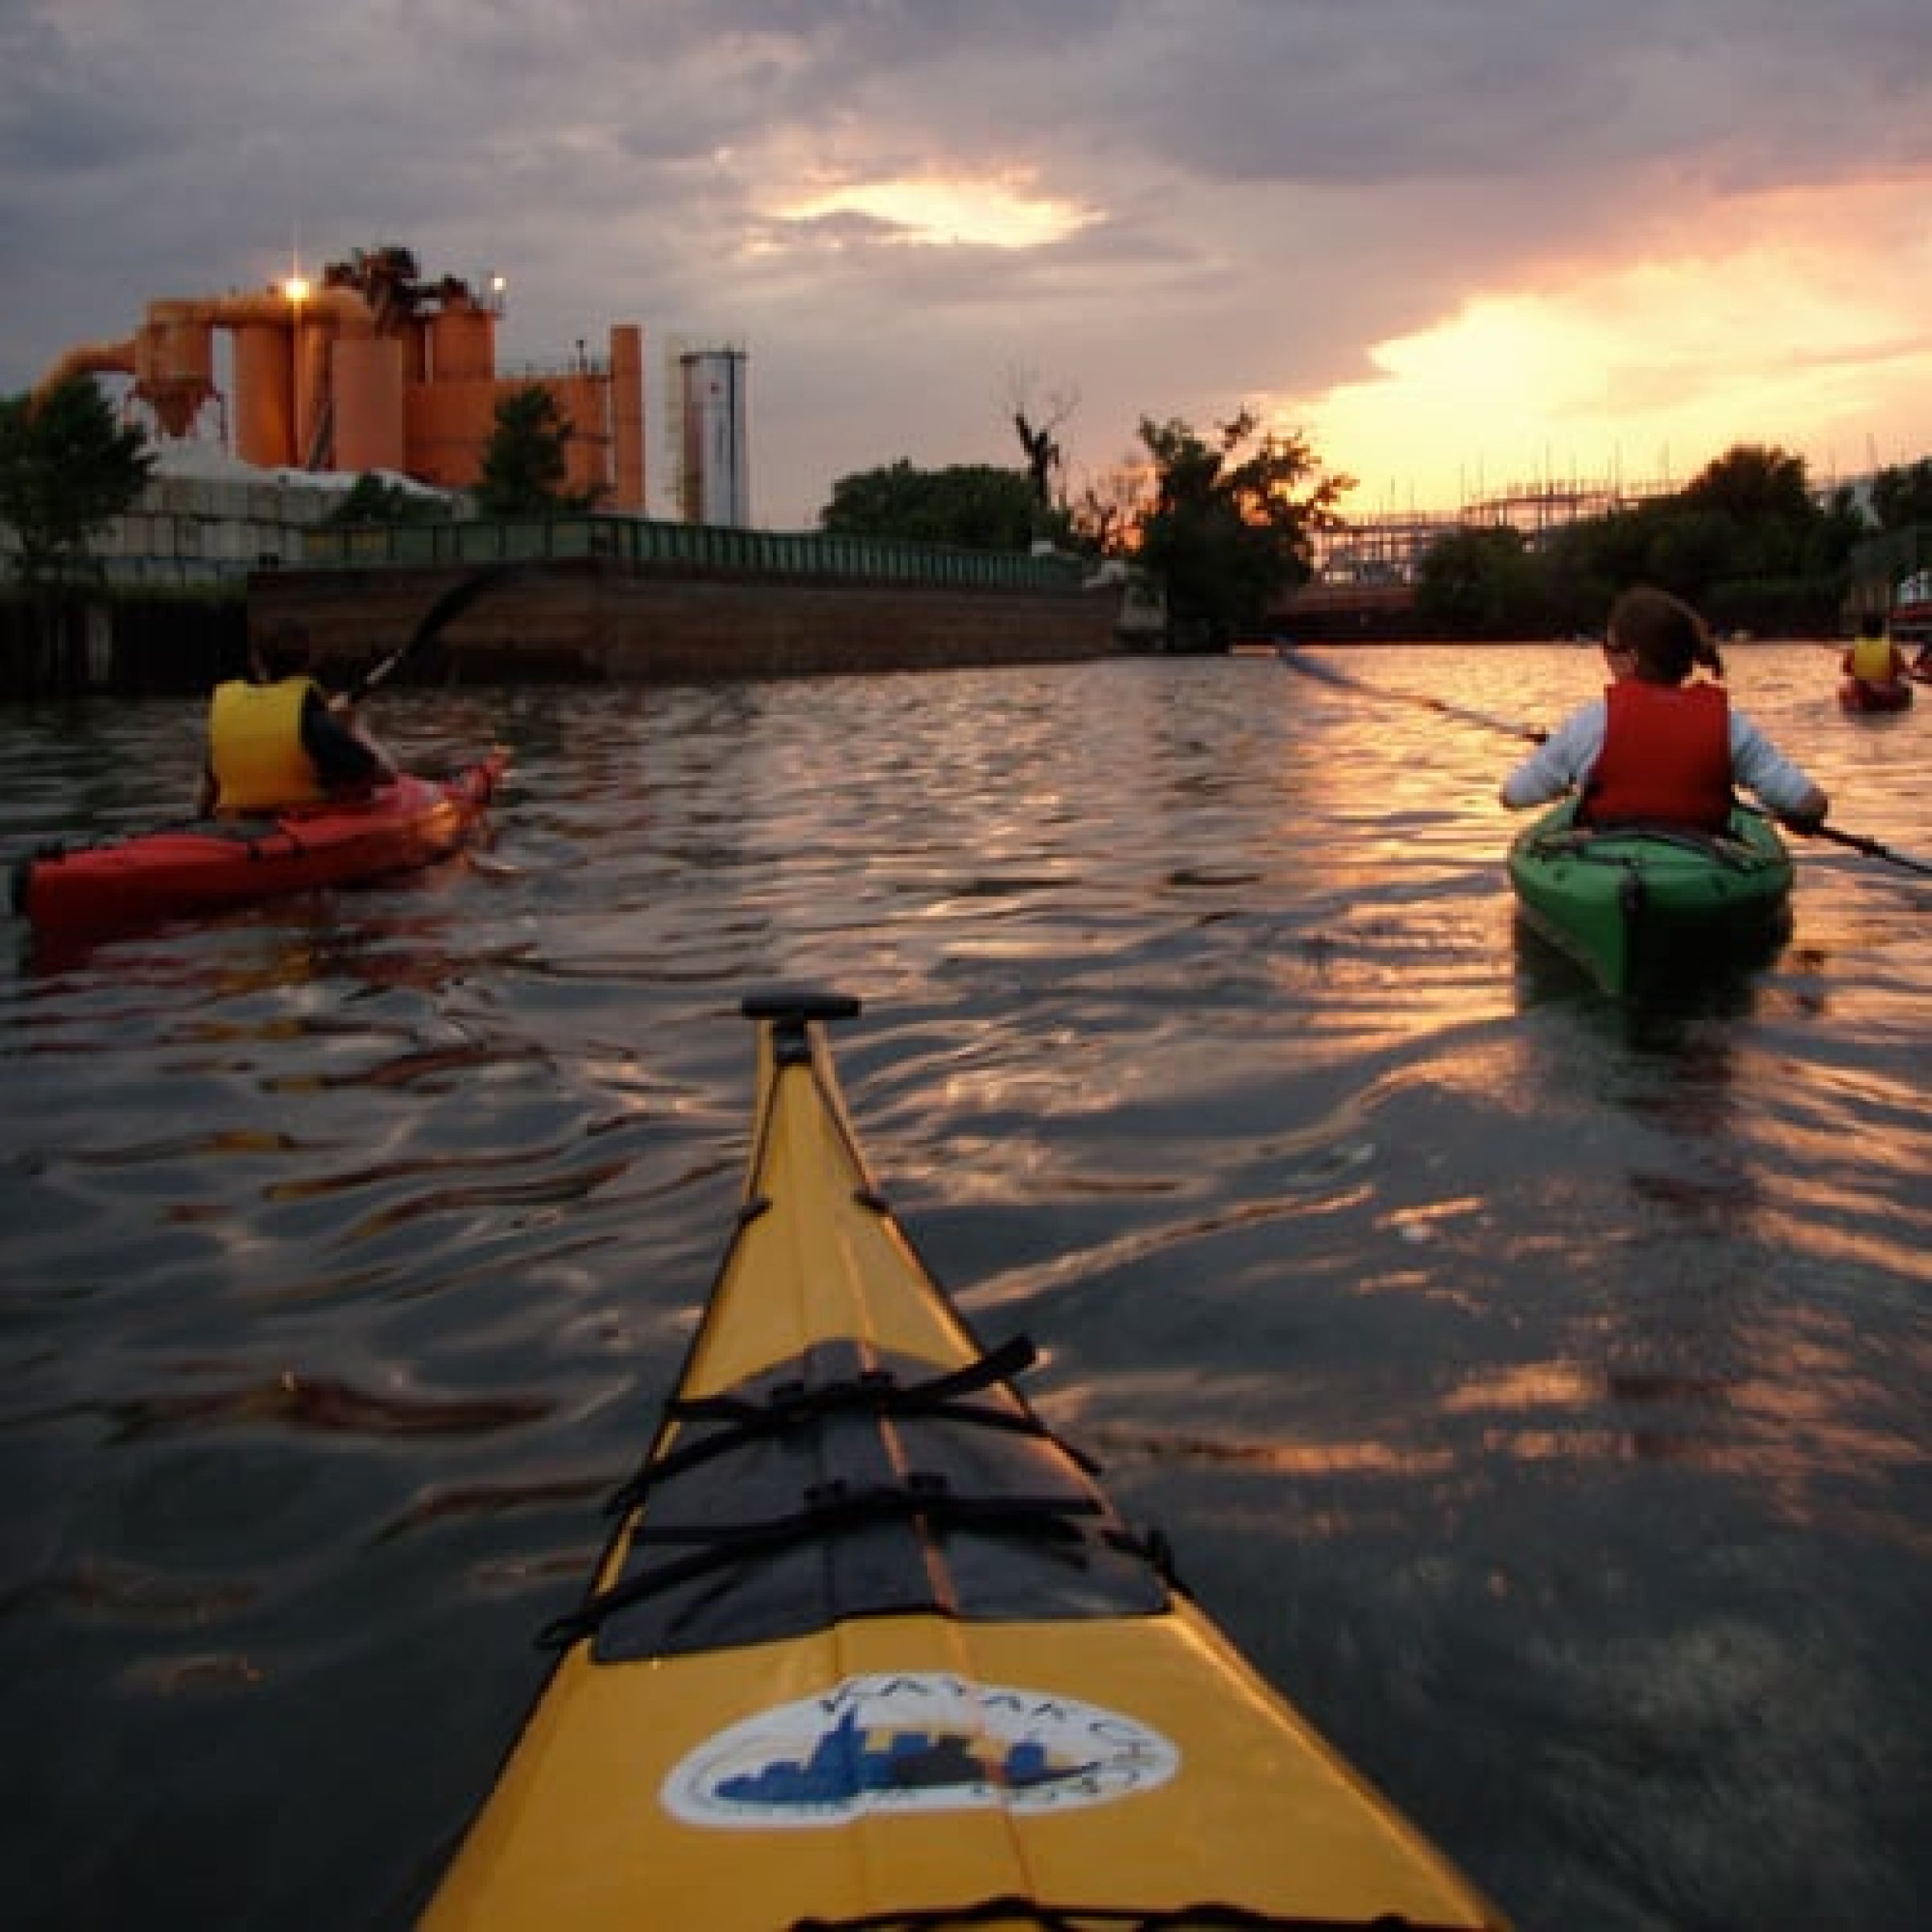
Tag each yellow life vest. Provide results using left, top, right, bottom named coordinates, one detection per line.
left=1849, top=634, right=1897, bottom=682
left=208, top=677, right=327, bottom=812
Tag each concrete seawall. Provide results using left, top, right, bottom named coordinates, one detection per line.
left=250, top=556, right=1125, bottom=684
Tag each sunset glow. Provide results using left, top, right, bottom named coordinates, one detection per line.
left=1282, top=180, right=1932, bottom=514
left=774, top=175, right=1093, bottom=249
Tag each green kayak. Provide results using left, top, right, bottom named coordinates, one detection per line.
left=1508, top=799, right=1794, bottom=996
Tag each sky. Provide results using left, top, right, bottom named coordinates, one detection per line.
left=4, top=0, right=1930, bottom=530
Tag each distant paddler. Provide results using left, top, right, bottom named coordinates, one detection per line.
left=1840, top=609, right=1913, bottom=707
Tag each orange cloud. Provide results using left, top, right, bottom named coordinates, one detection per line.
left=1277, top=176, right=1932, bottom=509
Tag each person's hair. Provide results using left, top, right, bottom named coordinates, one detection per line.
left=254, top=621, right=315, bottom=682
left=1605, top=585, right=1724, bottom=683
left=1856, top=609, right=1886, bottom=638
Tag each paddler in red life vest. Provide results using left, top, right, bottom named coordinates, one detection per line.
left=1841, top=610, right=1909, bottom=690
left=196, top=623, right=399, bottom=818
left=1499, top=584, right=1829, bottom=832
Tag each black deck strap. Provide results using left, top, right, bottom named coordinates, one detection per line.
left=631, top=1476, right=1100, bottom=1552
left=678, top=1333, right=1037, bottom=1430
left=541, top=1480, right=1116, bottom=1651
left=790, top=1894, right=1444, bottom=1928
left=605, top=1334, right=1098, bottom=1517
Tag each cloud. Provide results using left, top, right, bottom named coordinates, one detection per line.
left=4, top=0, right=1930, bottom=524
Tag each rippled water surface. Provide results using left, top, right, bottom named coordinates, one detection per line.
left=2, top=645, right=1926, bottom=1930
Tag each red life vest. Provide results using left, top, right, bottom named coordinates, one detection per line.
left=1583, top=680, right=1733, bottom=831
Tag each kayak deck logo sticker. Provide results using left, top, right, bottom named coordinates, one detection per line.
left=663, top=1673, right=1179, bottom=1827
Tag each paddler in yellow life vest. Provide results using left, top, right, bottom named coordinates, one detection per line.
left=1842, top=611, right=1908, bottom=687
left=196, top=623, right=399, bottom=817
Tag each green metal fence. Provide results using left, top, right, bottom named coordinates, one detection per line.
left=297, top=516, right=1090, bottom=592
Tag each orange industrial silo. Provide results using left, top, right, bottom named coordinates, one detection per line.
left=544, top=370, right=610, bottom=503
left=610, top=324, right=645, bottom=511
left=405, top=376, right=496, bottom=489
left=405, top=291, right=501, bottom=485
left=332, top=334, right=407, bottom=473
left=35, top=248, right=643, bottom=501
left=233, top=321, right=295, bottom=468
left=430, top=294, right=496, bottom=382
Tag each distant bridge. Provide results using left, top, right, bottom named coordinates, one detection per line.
left=1270, top=475, right=1681, bottom=639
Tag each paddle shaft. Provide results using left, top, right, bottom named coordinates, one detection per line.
left=1733, top=803, right=1931, bottom=877
left=1786, top=820, right=1932, bottom=877
left=1274, top=641, right=1547, bottom=743
left=351, top=563, right=527, bottom=702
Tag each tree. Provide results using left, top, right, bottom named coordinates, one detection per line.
left=1675, top=444, right=1816, bottom=579
left=1679, top=444, right=1814, bottom=528
left=1525, top=440, right=1869, bottom=634
left=1066, top=458, right=1151, bottom=559
left=1645, top=508, right=1743, bottom=598
left=0, top=378, right=154, bottom=584
left=1133, top=411, right=1351, bottom=650
left=1799, top=489, right=1867, bottom=579
left=473, top=386, right=598, bottom=518
left=1417, top=526, right=1550, bottom=635
left=1001, top=367, right=1078, bottom=528
left=819, top=460, right=1047, bottom=550
left=324, top=472, right=453, bottom=526
left=1870, top=459, right=1932, bottom=530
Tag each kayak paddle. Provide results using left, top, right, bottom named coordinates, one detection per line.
left=1735, top=803, right=1932, bottom=877
left=1271, top=641, right=1928, bottom=877
left=1274, top=639, right=1548, bottom=743
left=1782, top=820, right=1932, bottom=877
left=352, top=561, right=529, bottom=701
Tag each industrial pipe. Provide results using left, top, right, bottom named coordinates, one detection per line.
left=31, top=338, right=139, bottom=405
left=35, top=287, right=378, bottom=444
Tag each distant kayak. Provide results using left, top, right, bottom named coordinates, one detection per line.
left=1838, top=675, right=1914, bottom=713
left=10, top=753, right=505, bottom=935
left=423, top=990, right=1510, bottom=1931
left=1509, top=799, right=1793, bottom=997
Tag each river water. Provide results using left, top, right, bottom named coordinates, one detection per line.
left=1, top=644, right=1926, bottom=1931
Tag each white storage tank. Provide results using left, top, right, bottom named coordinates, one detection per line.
left=677, top=345, right=749, bottom=527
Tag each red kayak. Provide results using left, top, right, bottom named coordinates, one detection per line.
left=11, top=753, right=506, bottom=935
left=1838, top=676, right=1914, bottom=714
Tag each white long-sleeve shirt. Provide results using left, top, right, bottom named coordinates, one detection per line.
left=1500, top=695, right=1822, bottom=818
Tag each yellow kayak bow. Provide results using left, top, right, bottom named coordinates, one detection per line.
left=425, top=990, right=1509, bottom=1931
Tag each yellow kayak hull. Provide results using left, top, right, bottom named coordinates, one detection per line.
left=426, top=991, right=1508, bottom=1930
